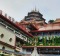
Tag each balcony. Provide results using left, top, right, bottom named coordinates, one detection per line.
left=0, top=49, right=24, bottom=56
left=37, top=36, right=60, bottom=46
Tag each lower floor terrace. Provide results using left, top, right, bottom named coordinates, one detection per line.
left=0, top=49, right=25, bottom=56
left=22, top=46, right=60, bottom=54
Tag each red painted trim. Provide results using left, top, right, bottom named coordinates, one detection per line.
left=22, top=46, right=34, bottom=48
left=53, top=22, right=60, bottom=24
left=30, top=29, right=60, bottom=33
left=22, top=46, right=60, bottom=49
left=30, top=24, right=38, bottom=30
left=0, top=14, right=33, bottom=37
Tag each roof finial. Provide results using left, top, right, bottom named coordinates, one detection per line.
left=35, top=6, right=37, bottom=11
left=31, top=8, right=34, bottom=12
left=38, top=9, right=39, bottom=12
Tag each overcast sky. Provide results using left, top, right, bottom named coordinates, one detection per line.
left=0, top=0, right=60, bottom=22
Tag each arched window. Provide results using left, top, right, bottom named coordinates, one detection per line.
left=9, top=38, right=12, bottom=42
left=2, top=46, right=5, bottom=50
left=0, top=33, right=4, bottom=38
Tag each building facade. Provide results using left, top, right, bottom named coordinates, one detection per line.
left=0, top=9, right=60, bottom=56
left=0, top=10, right=33, bottom=56
left=20, top=9, right=60, bottom=55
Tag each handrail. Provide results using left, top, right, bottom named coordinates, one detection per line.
left=0, top=10, right=16, bottom=23
left=0, top=49, right=24, bottom=55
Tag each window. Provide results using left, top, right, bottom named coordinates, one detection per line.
left=0, top=33, right=4, bottom=38
left=2, top=46, right=5, bottom=50
left=9, top=38, right=12, bottom=42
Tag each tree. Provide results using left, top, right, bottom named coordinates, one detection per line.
left=48, top=20, right=54, bottom=23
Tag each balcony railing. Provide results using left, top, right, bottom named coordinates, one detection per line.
left=0, top=49, right=25, bottom=56
left=0, top=10, right=16, bottom=23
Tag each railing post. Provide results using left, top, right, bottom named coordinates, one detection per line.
left=0, top=10, right=2, bottom=15
left=11, top=53, right=15, bottom=56
left=5, top=13, right=7, bottom=18
left=0, top=50, right=4, bottom=55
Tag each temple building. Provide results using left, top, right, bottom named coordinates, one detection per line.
left=20, top=9, right=60, bottom=55
left=0, top=10, right=33, bottom=56
left=0, top=9, right=60, bottom=56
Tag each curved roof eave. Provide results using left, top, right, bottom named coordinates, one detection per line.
left=0, top=14, right=33, bottom=37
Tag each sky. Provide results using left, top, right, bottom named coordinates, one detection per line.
left=0, top=0, right=60, bottom=22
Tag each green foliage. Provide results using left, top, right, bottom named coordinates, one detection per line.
left=25, top=36, right=60, bottom=46
left=25, top=42, right=31, bottom=46
left=0, top=54, right=4, bottom=56
left=48, top=20, right=54, bottom=23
